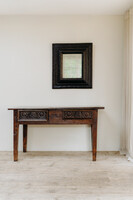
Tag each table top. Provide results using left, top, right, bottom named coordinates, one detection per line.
left=8, top=107, right=104, bottom=110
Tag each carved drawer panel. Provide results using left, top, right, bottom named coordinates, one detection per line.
left=19, top=110, right=48, bottom=121
left=63, top=110, right=93, bottom=120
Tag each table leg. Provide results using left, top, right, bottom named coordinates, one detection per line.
left=91, top=110, right=98, bottom=161
left=23, top=125, right=27, bottom=152
left=13, top=110, right=19, bottom=161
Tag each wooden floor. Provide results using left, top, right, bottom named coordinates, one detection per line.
left=0, top=152, right=133, bottom=200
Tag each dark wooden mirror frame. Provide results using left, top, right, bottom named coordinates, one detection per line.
left=52, top=43, right=93, bottom=89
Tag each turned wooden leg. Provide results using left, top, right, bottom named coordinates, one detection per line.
left=13, top=110, right=19, bottom=161
left=91, top=110, right=98, bottom=161
left=23, top=125, right=27, bottom=152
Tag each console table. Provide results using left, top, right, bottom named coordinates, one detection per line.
left=8, top=107, right=104, bottom=161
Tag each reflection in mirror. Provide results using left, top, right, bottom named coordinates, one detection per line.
left=62, top=54, right=82, bottom=78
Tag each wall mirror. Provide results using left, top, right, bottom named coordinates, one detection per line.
left=52, top=43, right=93, bottom=89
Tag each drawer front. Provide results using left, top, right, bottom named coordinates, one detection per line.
left=19, top=110, right=48, bottom=121
left=63, top=110, right=93, bottom=120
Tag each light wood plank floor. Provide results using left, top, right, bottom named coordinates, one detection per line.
left=0, top=152, right=133, bottom=200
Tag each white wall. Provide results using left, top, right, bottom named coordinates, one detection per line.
left=0, top=15, right=124, bottom=151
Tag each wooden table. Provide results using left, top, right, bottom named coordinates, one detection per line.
left=8, top=107, right=104, bottom=161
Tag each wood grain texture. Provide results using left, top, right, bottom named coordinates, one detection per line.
left=91, top=110, right=98, bottom=161
left=0, top=152, right=132, bottom=200
left=13, top=110, right=19, bottom=161
left=9, top=107, right=104, bottom=161
left=8, top=107, right=104, bottom=110
left=23, top=125, right=27, bottom=153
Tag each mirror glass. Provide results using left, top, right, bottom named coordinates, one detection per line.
left=62, top=54, right=82, bottom=78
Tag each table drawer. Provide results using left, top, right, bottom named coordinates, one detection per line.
left=63, top=110, right=93, bottom=120
left=18, top=110, right=48, bottom=121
